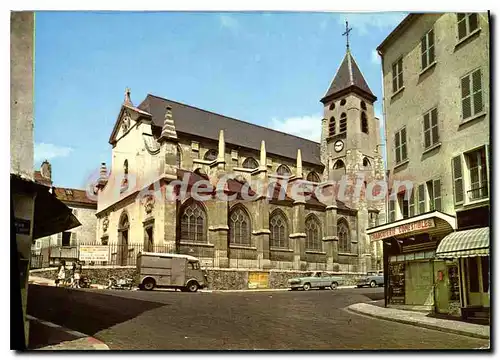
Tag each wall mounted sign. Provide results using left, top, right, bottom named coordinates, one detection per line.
left=388, top=262, right=405, bottom=305
left=14, top=218, right=31, bottom=235
left=248, top=272, right=269, bottom=289
left=370, top=218, right=435, bottom=241
left=79, top=245, right=109, bottom=262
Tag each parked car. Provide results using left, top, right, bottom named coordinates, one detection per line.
left=288, top=271, right=344, bottom=291
left=356, top=270, right=384, bottom=288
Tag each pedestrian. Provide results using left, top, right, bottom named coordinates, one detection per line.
left=73, top=261, right=82, bottom=288
left=56, top=260, right=66, bottom=287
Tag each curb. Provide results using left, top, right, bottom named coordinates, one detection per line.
left=27, top=315, right=110, bottom=350
left=202, top=285, right=357, bottom=293
left=29, top=278, right=107, bottom=290
left=347, top=304, right=490, bottom=340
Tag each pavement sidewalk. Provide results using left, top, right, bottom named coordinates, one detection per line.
left=27, top=315, right=109, bottom=350
left=29, top=275, right=107, bottom=289
left=347, top=303, right=490, bottom=340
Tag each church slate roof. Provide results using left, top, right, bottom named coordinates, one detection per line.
left=321, top=50, right=377, bottom=104
left=138, top=94, right=323, bottom=166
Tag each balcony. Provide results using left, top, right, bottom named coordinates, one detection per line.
left=467, top=185, right=489, bottom=202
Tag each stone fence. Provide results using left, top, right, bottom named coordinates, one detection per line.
left=30, top=266, right=364, bottom=290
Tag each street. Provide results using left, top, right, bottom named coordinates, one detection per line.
left=27, top=285, right=488, bottom=350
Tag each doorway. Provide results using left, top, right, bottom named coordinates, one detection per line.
left=144, top=226, right=154, bottom=252
left=118, top=213, right=130, bottom=266
left=464, top=256, right=489, bottom=308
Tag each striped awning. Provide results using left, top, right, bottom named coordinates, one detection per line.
left=436, top=227, right=489, bottom=258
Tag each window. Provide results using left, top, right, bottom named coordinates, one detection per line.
left=180, top=200, right=207, bottom=243
left=62, top=232, right=71, bottom=246
left=421, top=28, right=435, bottom=70
left=426, top=180, right=434, bottom=211
left=269, top=210, right=288, bottom=248
left=229, top=206, right=251, bottom=245
left=409, top=189, right=416, bottom=217
left=329, top=102, right=335, bottom=110
left=394, top=127, right=408, bottom=164
left=398, top=192, right=409, bottom=219
left=338, top=219, right=350, bottom=253
left=360, top=100, right=367, bottom=110
left=329, top=117, right=336, bottom=137
left=276, top=164, right=291, bottom=176
left=124, top=160, right=129, bottom=175
left=389, top=200, right=396, bottom=222
left=423, top=108, right=439, bottom=149
left=392, top=58, right=404, bottom=93
left=457, top=13, right=479, bottom=41
left=361, top=112, right=369, bottom=134
left=189, top=261, right=200, bottom=270
left=339, top=113, right=347, bottom=134
left=340, top=99, right=346, bottom=106
left=452, top=156, right=465, bottom=204
left=467, top=257, right=480, bottom=293
left=333, top=160, right=345, bottom=170
left=418, top=184, right=425, bottom=214
left=176, top=145, right=182, bottom=168
left=306, top=172, right=320, bottom=183
left=461, top=69, right=483, bottom=120
left=305, top=215, right=322, bottom=251
left=204, top=149, right=218, bottom=161
left=466, top=147, right=488, bottom=201
left=363, top=157, right=371, bottom=169
left=242, top=157, right=259, bottom=169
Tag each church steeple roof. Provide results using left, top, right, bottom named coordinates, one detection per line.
left=320, top=49, right=377, bottom=104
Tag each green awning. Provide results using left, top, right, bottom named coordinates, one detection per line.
left=436, top=227, right=489, bottom=258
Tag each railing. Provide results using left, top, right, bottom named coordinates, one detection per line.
left=468, top=185, right=488, bottom=201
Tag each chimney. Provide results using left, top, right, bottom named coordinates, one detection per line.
left=97, top=162, right=109, bottom=189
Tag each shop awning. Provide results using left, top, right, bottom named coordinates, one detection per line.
left=436, top=227, right=489, bottom=258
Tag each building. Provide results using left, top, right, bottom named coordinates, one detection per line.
left=32, top=161, right=98, bottom=266
left=93, top=39, right=386, bottom=273
left=370, top=13, right=489, bottom=321
left=10, top=12, right=79, bottom=349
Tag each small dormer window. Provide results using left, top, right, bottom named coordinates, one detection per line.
left=65, top=189, right=73, bottom=196
left=340, top=99, right=346, bottom=106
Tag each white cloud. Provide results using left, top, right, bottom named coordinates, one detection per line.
left=34, top=143, right=73, bottom=163
left=269, top=114, right=322, bottom=142
left=218, top=14, right=239, bottom=30
left=371, top=49, right=381, bottom=64
left=337, top=12, right=408, bottom=35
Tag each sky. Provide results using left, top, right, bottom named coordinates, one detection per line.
left=34, top=11, right=408, bottom=189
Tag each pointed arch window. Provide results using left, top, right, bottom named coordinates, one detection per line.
left=229, top=206, right=251, bottom=246
left=329, top=117, right=336, bottom=137
left=338, top=219, right=350, bottom=253
left=269, top=210, right=288, bottom=248
left=204, top=149, right=218, bottom=161
left=361, top=112, right=369, bottom=134
left=329, top=102, right=335, bottom=110
left=333, top=160, right=345, bottom=170
left=306, top=171, right=320, bottom=183
left=305, top=215, right=322, bottom=251
left=242, top=157, right=259, bottom=169
left=340, top=113, right=347, bottom=134
left=180, top=199, right=207, bottom=243
left=340, top=99, right=346, bottom=106
left=277, top=164, right=291, bottom=176
left=363, top=157, right=372, bottom=169
left=361, top=100, right=367, bottom=110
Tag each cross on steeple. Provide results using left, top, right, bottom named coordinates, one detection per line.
left=342, top=20, right=352, bottom=50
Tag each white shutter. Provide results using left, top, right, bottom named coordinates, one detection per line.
left=452, top=156, right=464, bottom=204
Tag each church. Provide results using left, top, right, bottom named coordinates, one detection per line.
left=93, top=40, right=386, bottom=273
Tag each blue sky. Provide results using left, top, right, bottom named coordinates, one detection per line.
left=34, top=11, right=407, bottom=189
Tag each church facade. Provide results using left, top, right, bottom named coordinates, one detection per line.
left=93, top=47, right=386, bottom=273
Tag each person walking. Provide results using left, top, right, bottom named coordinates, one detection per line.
left=72, top=261, right=82, bottom=288
left=56, top=261, right=66, bottom=287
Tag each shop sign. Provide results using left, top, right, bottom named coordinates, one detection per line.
left=370, top=219, right=435, bottom=241
left=79, top=245, right=109, bottom=262
left=14, top=218, right=31, bottom=235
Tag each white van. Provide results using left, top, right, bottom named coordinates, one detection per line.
left=136, top=252, right=207, bottom=292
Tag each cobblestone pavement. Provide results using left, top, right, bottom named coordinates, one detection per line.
left=28, top=284, right=489, bottom=350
